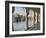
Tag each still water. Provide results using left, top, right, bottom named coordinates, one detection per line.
left=13, top=20, right=32, bottom=31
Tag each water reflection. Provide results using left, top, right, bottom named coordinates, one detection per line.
left=13, top=20, right=32, bottom=31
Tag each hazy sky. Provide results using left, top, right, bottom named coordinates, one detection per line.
left=14, top=7, right=32, bottom=16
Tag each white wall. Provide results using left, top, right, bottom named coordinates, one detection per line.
left=0, top=0, right=46, bottom=38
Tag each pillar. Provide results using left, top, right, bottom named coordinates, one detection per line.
left=35, top=11, right=37, bottom=24
left=32, top=10, right=34, bottom=26
left=24, top=8, right=27, bottom=30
